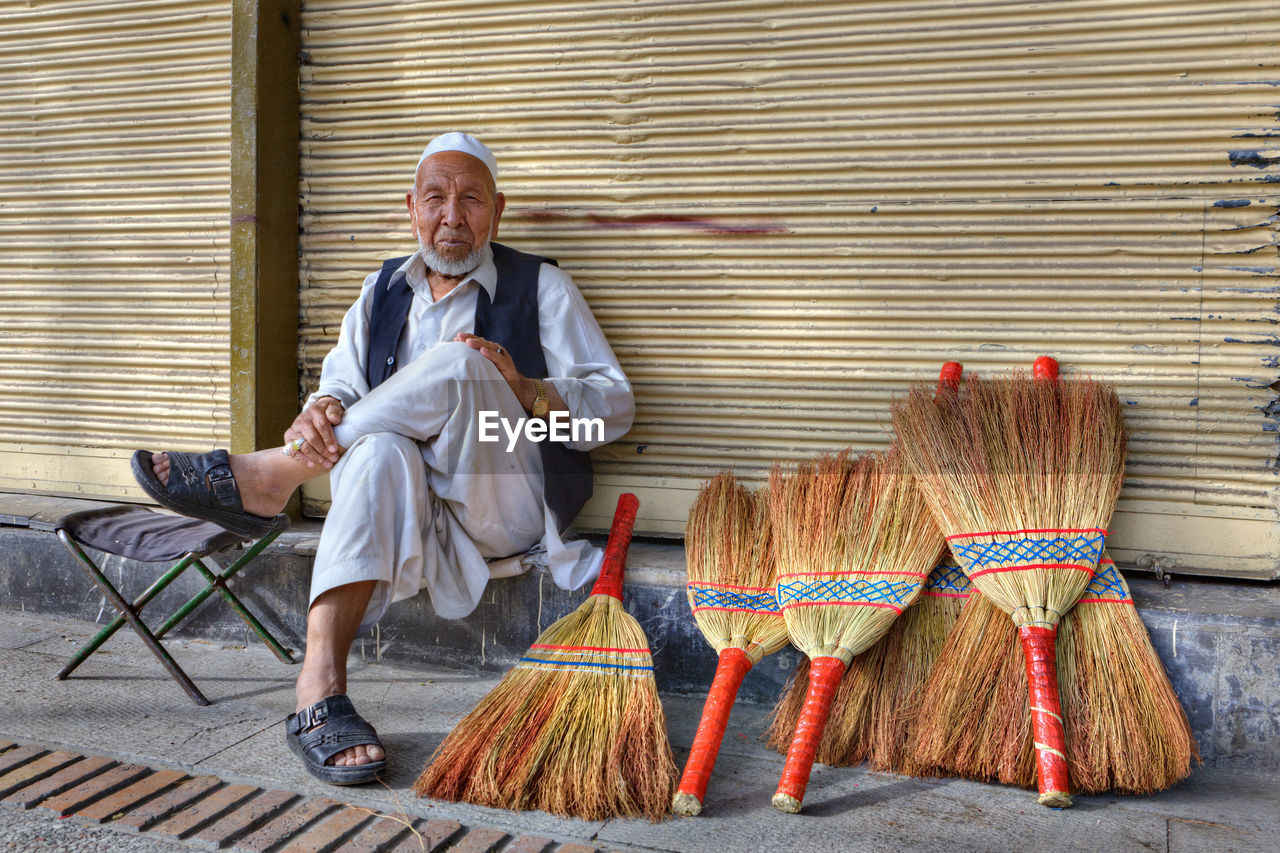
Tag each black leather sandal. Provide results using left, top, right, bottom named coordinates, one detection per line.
left=285, top=695, right=387, bottom=786
left=130, top=449, right=276, bottom=539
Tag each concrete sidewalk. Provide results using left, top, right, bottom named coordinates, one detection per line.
left=0, top=608, right=1275, bottom=853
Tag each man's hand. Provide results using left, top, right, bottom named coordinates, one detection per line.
left=285, top=396, right=345, bottom=468
left=455, top=332, right=537, bottom=409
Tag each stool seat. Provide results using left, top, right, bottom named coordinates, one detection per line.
left=54, top=503, right=296, bottom=705
left=59, top=504, right=288, bottom=562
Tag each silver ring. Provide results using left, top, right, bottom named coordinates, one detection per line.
left=282, top=437, right=305, bottom=456
left=494, top=345, right=503, bottom=355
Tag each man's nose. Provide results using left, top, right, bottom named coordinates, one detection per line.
left=441, top=195, right=465, bottom=225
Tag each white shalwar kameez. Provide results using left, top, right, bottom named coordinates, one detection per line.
left=307, top=244, right=634, bottom=628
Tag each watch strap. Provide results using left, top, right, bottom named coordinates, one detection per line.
left=531, top=378, right=550, bottom=418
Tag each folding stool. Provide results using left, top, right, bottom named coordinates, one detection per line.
left=54, top=504, right=296, bottom=705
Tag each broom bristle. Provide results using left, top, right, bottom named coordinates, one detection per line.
left=685, top=471, right=755, bottom=589
left=768, top=451, right=854, bottom=662
left=909, top=590, right=1025, bottom=782
left=413, top=667, right=545, bottom=802
left=763, top=655, right=810, bottom=755
left=685, top=472, right=788, bottom=663
left=1066, top=558, right=1198, bottom=793
left=868, top=562, right=970, bottom=774
left=414, top=594, right=677, bottom=820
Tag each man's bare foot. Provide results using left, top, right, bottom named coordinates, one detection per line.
left=149, top=450, right=301, bottom=518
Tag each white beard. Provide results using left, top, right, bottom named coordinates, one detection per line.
left=421, top=237, right=487, bottom=277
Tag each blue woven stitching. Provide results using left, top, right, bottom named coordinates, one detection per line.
left=952, top=534, right=1105, bottom=570
left=1084, top=561, right=1126, bottom=599
left=776, top=577, right=917, bottom=608
left=689, top=584, right=779, bottom=613
left=517, top=656, right=653, bottom=672
left=927, top=562, right=970, bottom=594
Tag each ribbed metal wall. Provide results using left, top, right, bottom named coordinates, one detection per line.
left=298, top=0, right=1280, bottom=578
left=0, top=0, right=232, bottom=499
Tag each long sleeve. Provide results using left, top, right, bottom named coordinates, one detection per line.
left=537, top=264, right=635, bottom=450
left=308, top=270, right=380, bottom=410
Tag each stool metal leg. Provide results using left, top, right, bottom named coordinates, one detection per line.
left=155, top=529, right=296, bottom=665
left=191, top=560, right=297, bottom=665
left=56, top=532, right=210, bottom=706
left=57, top=544, right=199, bottom=679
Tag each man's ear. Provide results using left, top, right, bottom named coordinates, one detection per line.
left=491, top=192, right=506, bottom=241
left=406, top=191, right=418, bottom=239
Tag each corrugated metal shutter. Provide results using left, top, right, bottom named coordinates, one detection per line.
left=297, top=0, right=1280, bottom=579
left=0, top=0, right=232, bottom=499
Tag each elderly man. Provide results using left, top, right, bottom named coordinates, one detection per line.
left=132, top=132, right=634, bottom=784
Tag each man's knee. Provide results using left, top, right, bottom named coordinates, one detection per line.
left=394, top=341, right=498, bottom=384
left=330, top=432, right=427, bottom=503
left=309, top=580, right=378, bottom=616
left=343, top=431, right=421, bottom=468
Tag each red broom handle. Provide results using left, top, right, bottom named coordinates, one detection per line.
left=1019, top=625, right=1072, bottom=807
left=773, top=655, right=846, bottom=812
left=589, top=493, right=640, bottom=601
left=675, top=647, right=754, bottom=811
left=1025, top=354, right=1073, bottom=807
left=938, top=360, right=963, bottom=392
left=1033, top=355, right=1059, bottom=380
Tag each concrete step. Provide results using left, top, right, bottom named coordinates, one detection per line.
left=2, top=608, right=1277, bottom=852
left=0, top=493, right=1276, bottom=774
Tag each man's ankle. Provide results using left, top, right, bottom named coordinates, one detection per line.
left=295, top=677, right=345, bottom=714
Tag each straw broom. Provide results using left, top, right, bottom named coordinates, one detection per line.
left=910, top=359, right=1193, bottom=793
left=892, top=356, right=1126, bottom=807
left=1010, top=360, right=1194, bottom=793
left=863, top=363, right=974, bottom=775
left=673, top=472, right=789, bottom=816
left=764, top=554, right=971, bottom=772
left=414, top=493, right=677, bottom=821
left=769, top=448, right=945, bottom=813
left=764, top=361, right=969, bottom=773
left=1019, top=360, right=1194, bottom=790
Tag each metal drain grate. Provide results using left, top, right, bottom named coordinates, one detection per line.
left=0, top=739, right=604, bottom=853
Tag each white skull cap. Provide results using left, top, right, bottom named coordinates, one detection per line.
left=416, top=132, right=498, bottom=184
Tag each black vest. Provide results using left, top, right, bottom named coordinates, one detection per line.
left=363, top=242, right=593, bottom=530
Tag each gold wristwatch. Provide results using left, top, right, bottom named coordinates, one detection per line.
left=531, top=378, right=550, bottom=419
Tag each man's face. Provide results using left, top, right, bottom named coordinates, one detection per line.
left=407, top=151, right=505, bottom=275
